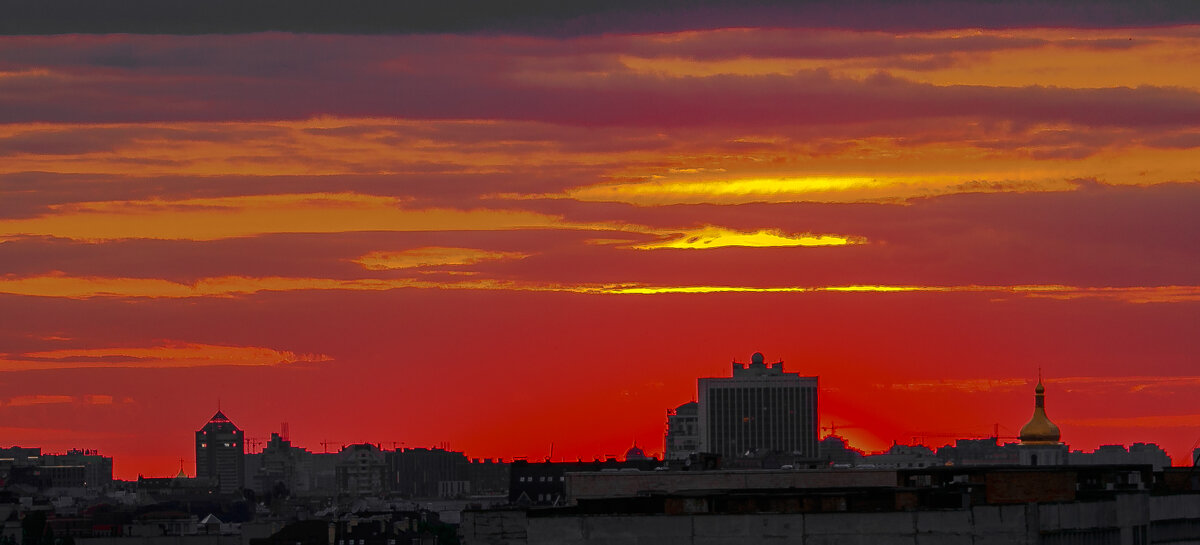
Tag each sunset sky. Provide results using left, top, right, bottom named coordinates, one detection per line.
left=2, top=1, right=1198, bottom=479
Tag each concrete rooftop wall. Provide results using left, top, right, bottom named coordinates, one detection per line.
left=566, top=469, right=897, bottom=502
left=521, top=505, right=1033, bottom=545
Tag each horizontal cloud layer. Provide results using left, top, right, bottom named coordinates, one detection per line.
left=0, top=342, right=332, bottom=371
left=2, top=20, right=1198, bottom=476
left=4, top=1, right=1200, bottom=35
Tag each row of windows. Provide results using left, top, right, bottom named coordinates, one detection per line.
left=198, top=442, right=238, bottom=448
left=516, top=475, right=565, bottom=482
left=705, top=384, right=817, bottom=458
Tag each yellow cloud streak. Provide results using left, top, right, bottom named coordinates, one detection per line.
left=1, top=273, right=1197, bottom=303
left=561, top=174, right=1057, bottom=205
left=0, top=191, right=871, bottom=246
left=630, top=225, right=861, bottom=249
left=353, top=247, right=530, bottom=270
left=567, top=176, right=884, bottom=205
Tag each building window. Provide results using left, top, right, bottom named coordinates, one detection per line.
left=201, top=443, right=207, bottom=448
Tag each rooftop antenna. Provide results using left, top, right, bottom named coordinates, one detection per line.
left=281, top=422, right=290, bottom=442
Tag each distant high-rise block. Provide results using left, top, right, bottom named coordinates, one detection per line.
left=195, top=410, right=245, bottom=494
left=697, top=352, right=819, bottom=459
left=664, top=401, right=699, bottom=460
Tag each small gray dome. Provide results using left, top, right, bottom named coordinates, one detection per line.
left=751, top=352, right=765, bottom=364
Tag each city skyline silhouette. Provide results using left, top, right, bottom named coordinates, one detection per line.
left=2, top=1, right=1199, bottom=482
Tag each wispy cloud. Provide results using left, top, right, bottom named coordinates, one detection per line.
left=3, top=272, right=1197, bottom=304
left=353, top=247, right=529, bottom=270
left=2, top=394, right=126, bottom=406
left=1059, top=414, right=1200, bottom=428
left=882, top=378, right=1029, bottom=393
left=4, top=395, right=74, bottom=406
left=0, top=193, right=569, bottom=242
left=0, top=342, right=332, bottom=371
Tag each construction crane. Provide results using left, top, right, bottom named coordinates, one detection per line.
left=821, top=421, right=862, bottom=437
left=907, top=423, right=1020, bottom=447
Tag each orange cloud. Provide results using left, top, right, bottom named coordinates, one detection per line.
left=617, top=27, right=1200, bottom=90
left=4, top=395, right=74, bottom=406
left=1024, top=286, right=1200, bottom=303
left=0, top=342, right=332, bottom=371
left=883, top=378, right=1029, bottom=393
left=0, top=193, right=571, bottom=241
left=2, top=273, right=1198, bottom=302
left=353, top=247, right=529, bottom=270
left=2, top=394, right=123, bottom=406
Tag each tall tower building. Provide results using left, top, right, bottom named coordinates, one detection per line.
left=697, top=352, right=819, bottom=460
left=196, top=410, right=245, bottom=493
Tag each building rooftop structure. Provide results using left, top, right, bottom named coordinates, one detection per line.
left=696, top=352, right=820, bottom=460
left=1019, top=378, right=1061, bottom=445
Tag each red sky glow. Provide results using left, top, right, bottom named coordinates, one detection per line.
left=2, top=5, right=1199, bottom=479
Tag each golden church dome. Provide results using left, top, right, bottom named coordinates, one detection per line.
left=1019, top=379, right=1061, bottom=444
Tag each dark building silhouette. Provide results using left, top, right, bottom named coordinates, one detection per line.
left=936, top=437, right=1020, bottom=466
left=335, top=443, right=388, bottom=497
left=508, top=457, right=660, bottom=506
left=195, top=410, right=245, bottom=494
left=663, top=401, right=699, bottom=460
left=253, top=432, right=314, bottom=495
left=818, top=435, right=865, bottom=466
left=389, top=447, right=470, bottom=499
left=467, top=457, right=511, bottom=496
left=39, top=449, right=113, bottom=489
left=698, top=352, right=819, bottom=460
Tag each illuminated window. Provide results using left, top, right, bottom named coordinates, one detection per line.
left=201, top=443, right=207, bottom=448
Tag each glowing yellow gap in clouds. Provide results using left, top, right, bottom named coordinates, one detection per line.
left=354, top=247, right=529, bottom=270
left=631, top=226, right=862, bottom=250
left=588, top=285, right=811, bottom=294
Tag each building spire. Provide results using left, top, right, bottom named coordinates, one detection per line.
left=1019, top=373, right=1060, bottom=444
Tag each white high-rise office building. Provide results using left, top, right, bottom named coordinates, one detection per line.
left=697, top=352, right=819, bottom=459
